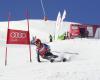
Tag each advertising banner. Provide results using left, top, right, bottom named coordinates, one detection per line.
left=7, top=29, right=30, bottom=44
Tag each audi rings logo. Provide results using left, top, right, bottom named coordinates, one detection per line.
left=10, top=32, right=26, bottom=38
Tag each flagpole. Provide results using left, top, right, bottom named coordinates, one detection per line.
left=26, top=9, right=32, bottom=62
left=5, top=12, right=11, bottom=66
left=40, top=0, right=46, bottom=19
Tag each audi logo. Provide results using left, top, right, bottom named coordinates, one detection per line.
left=10, top=32, right=27, bottom=38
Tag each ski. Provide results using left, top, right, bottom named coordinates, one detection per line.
left=50, top=57, right=68, bottom=63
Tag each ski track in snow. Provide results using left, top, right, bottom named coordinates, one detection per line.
left=0, top=61, right=100, bottom=80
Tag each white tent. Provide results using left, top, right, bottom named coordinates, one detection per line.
left=94, top=28, right=100, bottom=39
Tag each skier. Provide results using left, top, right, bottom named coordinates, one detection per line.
left=34, top=38, right=58, bottom=62
left=34, top=38, right=67, bottom=62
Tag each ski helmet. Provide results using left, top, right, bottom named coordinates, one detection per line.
left=35, top=38, right=41, bottom=44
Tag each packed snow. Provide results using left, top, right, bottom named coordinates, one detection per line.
left=0, top=20, right=100, bottom=80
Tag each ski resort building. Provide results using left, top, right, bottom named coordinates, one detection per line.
left=68, top=24, right=100, bottom=39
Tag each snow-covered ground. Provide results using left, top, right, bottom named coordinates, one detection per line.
left=0, top=20, right=100, bottom=80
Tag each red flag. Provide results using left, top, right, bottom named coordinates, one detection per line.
left=7, top=29, right=30, bottom=44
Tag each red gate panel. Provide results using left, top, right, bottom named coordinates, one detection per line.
left=7, top=29, right=30, bottom=44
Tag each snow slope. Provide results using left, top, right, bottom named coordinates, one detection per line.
left=0, top=19, right=78, bottom=43
left=0, top=20, right=100, bottom=80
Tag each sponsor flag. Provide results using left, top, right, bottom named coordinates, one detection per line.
left=61, top=9, right=66, bottom=21
left=7, top=29, right=30, bottom=44
left=55, top=11, right=61, bottom=40
left=56, top=11, right=61, bottom=30
left=60, top=10, right=67, bottom=36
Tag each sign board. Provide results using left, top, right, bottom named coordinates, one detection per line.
left=7, top=29, right=30, bottom=44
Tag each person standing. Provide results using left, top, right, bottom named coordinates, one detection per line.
left=49, top=34, right=53, bottom=42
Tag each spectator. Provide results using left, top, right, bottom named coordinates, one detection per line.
left=49, top=34, right=53, bottom=42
